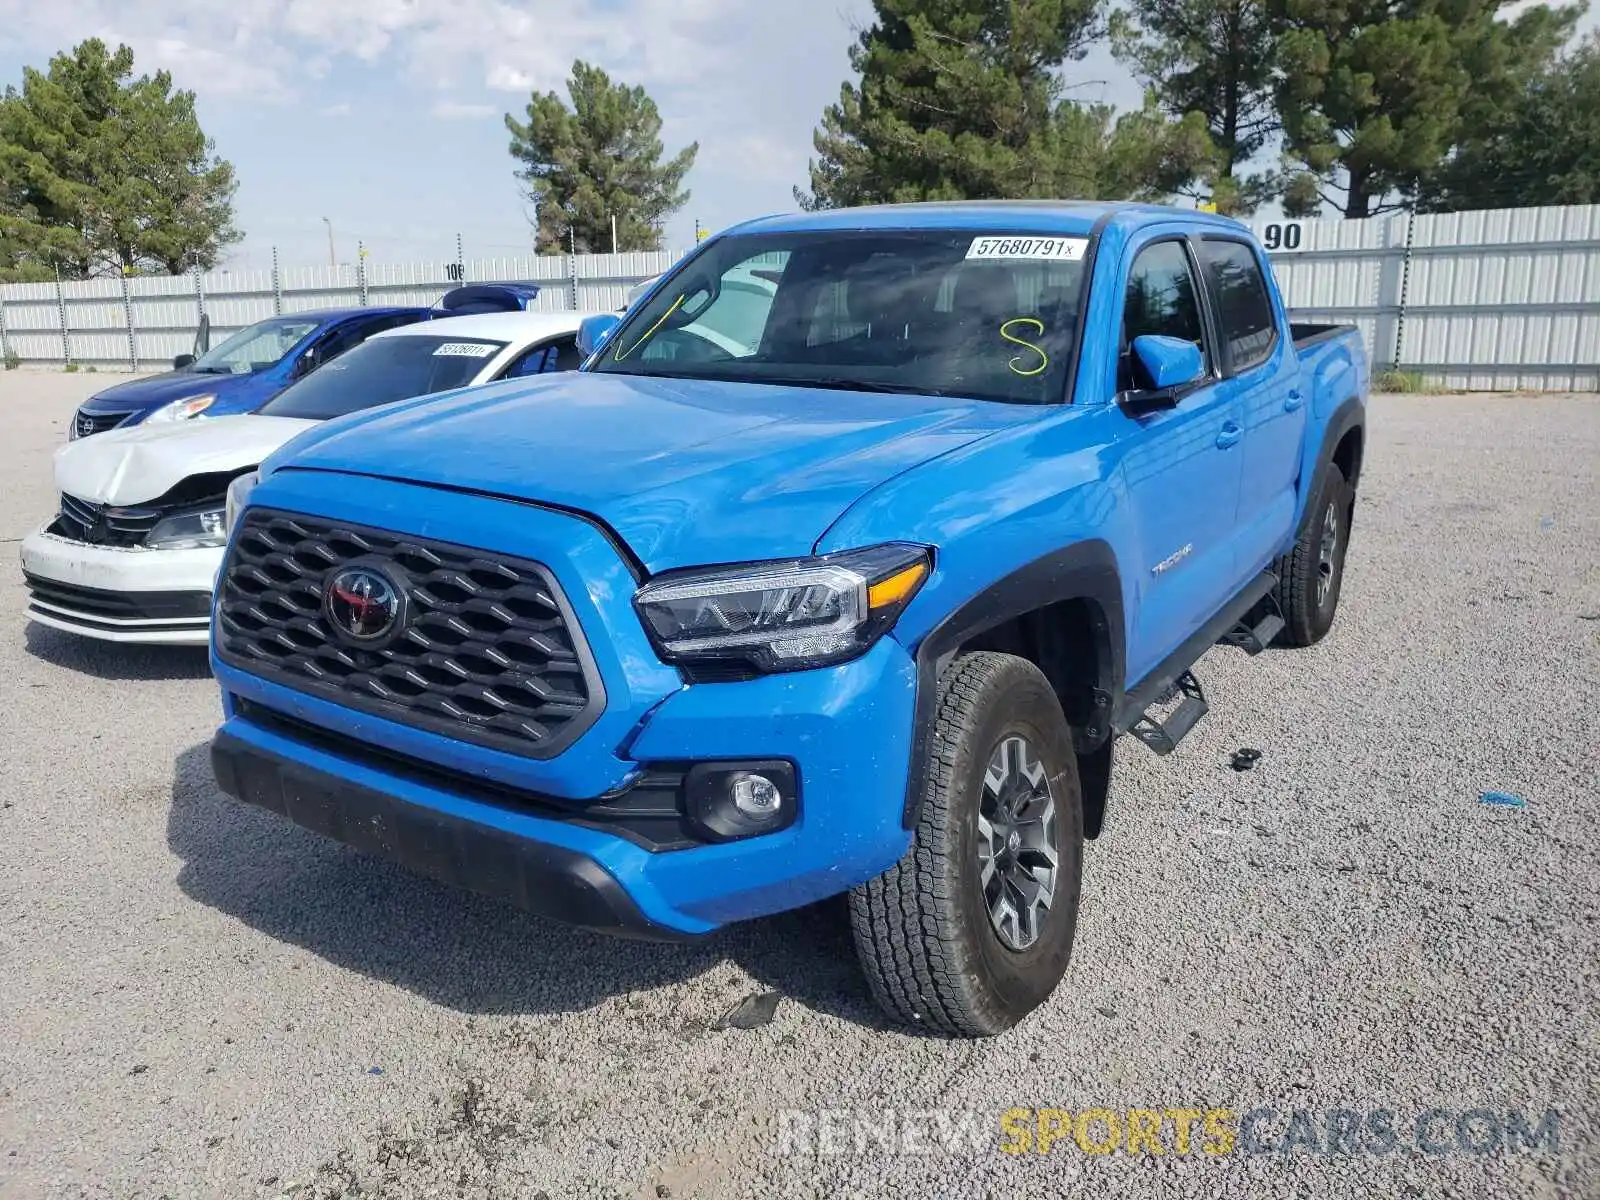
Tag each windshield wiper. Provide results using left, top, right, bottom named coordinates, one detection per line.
left=189, top=365, right=235, bottom=374
left=741, top=375, right=955, bottom=398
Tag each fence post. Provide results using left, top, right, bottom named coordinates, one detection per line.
left=120, top=268, right=137, bottom=372
left=0, top=290, right=11, bottom=366
left=193, top=265, right=205, bottom=324
left=1393, top=209, right=1416, bottom=371
left=55, top=268, right=70, bottom=367
left=455, top=232, right=465, bottom=284
left=272, top=247, right=283, bottom=315
left=357, top=241, right=368, bottom=307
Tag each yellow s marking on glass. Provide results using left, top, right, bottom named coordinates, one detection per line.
left=613, top=293, right=686, bottom=362
left=1000, top=317, right=1049, bottom=377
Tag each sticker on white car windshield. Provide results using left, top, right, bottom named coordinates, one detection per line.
left=965, top=236, right=1089, bottom=262
left=431, top=342, right=498, bottom=357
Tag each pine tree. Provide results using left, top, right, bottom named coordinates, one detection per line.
left=1275, top=0, right=1578, bottom=218
left=1421, top=33, right=1600, bottom=210
left=0, top=39, right=240, bottom=280
left=505, top=61, right=697, bottom=254
left=799, top=0, right=1209, bottom=208
left=1110, top=0, right=1279, bottom=214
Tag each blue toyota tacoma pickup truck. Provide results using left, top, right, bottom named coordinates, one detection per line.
left=209, top=201, right=1367, bottom=1036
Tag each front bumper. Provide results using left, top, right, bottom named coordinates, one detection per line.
left=20, top=528, right=220, bottom=645
left=214, top=632, right=920, bottom=935
left=211, top=729, right=689, bottom=939
left=209, top=470, right=921, bottom=935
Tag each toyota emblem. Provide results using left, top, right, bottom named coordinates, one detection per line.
left=323, top=565, right=404, bottom=644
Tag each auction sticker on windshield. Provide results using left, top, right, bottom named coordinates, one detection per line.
left=965, top=236, right=1089, bottom=262
left=432, top=342, right=499, bottom=357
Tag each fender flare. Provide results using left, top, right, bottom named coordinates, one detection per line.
left=898, top=539, right=1125, bottom=827
left=1299, top=395, right=1365, bottom=533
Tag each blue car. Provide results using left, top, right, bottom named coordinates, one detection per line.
left=209, top=202, right=1368, bottom=1035
left=69, top=284, right=550, bottom=440
left=70, top=308, right=429, bottom=439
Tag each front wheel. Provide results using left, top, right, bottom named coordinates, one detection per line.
left=849, top=652, right=1084, bottom=1037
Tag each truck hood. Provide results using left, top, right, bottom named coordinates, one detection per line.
left=56, top=414, right=318, bottom=505
left=270, top=372, right=1028, bottom=570
left=78, top=370, right=248, bottom=414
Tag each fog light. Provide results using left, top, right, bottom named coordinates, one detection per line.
left=730, top=772, right=782, bottom=816
left=684, top=760, right=799, bottom=842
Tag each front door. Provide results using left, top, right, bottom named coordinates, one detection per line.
left=1111, top=234, right=1246, bottom=685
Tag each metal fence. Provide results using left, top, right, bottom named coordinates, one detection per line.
left=1244, top=203, right=1600, bottom=391
left=2, top=204, right=1597, bottom=390
left=0, top=244, right=682, bottom=372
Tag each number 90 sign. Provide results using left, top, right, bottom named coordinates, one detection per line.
left=1261, top=222, right=1304, bottom=251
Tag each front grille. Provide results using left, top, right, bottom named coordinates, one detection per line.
left=74, top=408, right=131, bottom=438
left=215, top=510, right=603, bottom=759
left=24, top=572, right=211, bottom=620
left=54, top=493, right=163, bottom=546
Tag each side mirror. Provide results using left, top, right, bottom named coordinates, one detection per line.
left=173, top=353, right=196, bottom=370
left=293, top=348, right=318, bottom=377
left=576, top=313, right=622, bottom=359
left=1123, top=335, right=1205, bottom=414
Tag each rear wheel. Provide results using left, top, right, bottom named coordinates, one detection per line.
left=849, top=652, right=1084, bottom=1037
left=1275, top=463, right=1353, bottom=647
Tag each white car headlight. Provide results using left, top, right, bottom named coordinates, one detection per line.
left=146, top=394, right=218, bottom=424
left=147, top=506, right=228, bottom=550
left=224, top=470, right=260, bottom=537
left=634, top=543, right=931, bottom=674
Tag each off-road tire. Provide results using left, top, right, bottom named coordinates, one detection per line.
left=1274, top=463, right=1354, bottom=647
left=849, top=652, right=1084, bottom=1037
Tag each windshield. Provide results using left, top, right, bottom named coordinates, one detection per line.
left=257, top=335, right=507, bottom=420
left=189, top=316, right=322, bottom=374
left=589, top=230, right=1092, bottom=404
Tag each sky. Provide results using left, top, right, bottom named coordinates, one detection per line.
left=0, top=0, right=1143, bottom=271
left=0, top=2, right=1588, bottom=272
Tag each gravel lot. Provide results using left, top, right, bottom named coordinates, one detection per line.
left=0, top=371, right=1596, bottom=1200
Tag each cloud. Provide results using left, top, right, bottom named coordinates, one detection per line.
left=432, top=100, right=497, bottom=120
left=320, top=102, right=352, bottom=117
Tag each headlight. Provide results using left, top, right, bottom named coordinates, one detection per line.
left=146, top=394, right=218, bottom=424
left=634, top=543, right=931, bottom=674
left=147, top=506, right=227, bottom=550
left=224, top=470, right=259, bottom=536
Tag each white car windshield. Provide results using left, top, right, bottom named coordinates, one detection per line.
left=189, top=317, right=321, bottom=374
left=257, top=335, right=508, bottom=420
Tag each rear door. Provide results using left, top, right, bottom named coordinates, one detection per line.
left=1196, top=237, right=1305, bottom=577
left=1111, top=232, right=1246, bottom=684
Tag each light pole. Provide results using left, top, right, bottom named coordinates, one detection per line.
left=322, top=217, right=336, bottom=267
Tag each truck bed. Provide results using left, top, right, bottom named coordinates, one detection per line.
left=1291, top=322, right=1357, bottom=349
left=1291, top=322, right=1369, bottom=408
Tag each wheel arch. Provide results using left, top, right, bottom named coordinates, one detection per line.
left=900, top=540, right=1125, bottom=836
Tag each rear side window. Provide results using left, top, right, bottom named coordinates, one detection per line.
left=1199, top=240, right=1277, bottom=371
left=1120, top=240, right=1209, bottom=391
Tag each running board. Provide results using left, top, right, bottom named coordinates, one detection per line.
left=1128, top=671, right=1207, bottom=756
left=1221, top=600, right=1285, bottom=656
left=1113, top=571, right=1278, bottom=748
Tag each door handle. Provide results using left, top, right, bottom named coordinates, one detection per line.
left=1284, top=389, right=1305, bottom=412
left=1216, top=421, right=1242, bottom=449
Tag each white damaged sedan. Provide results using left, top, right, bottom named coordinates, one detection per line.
left=22, top=310, right=590, bottom=645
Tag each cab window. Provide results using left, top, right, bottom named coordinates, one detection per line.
left=1199, top=239, right=1278, bottom=372
left=1118, top=240, right=1211, bottom=392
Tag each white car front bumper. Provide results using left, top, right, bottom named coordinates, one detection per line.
left=19, top=528, right=221, bottom=646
